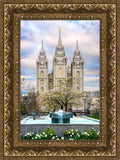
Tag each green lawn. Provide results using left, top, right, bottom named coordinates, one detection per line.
left=87, top=115, right=100, bottom=120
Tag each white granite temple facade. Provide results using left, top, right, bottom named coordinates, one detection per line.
left=36, top=28, right=84, bottom=110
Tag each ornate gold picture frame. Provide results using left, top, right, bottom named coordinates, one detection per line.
left=0, top=0, right=120, bottom=159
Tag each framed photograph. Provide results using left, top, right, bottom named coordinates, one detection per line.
left=0, top=0, right=120, bottom=159
left=20, top=20, right=100, bottom=138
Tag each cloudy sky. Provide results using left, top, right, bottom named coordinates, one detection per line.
left=20, top=20, right=100, bottom=93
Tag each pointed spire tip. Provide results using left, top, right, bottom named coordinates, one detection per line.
left=41, top=40, right=43, bottom=50
left=76, top=40, right=78, bottom=50
left=58, top=27, right=62, bottom=47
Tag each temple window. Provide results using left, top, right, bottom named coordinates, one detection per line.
left=41, top=79, right=44, bottom=85
left=59, top=68, right=62, bottom=77
left=41, top=71, right=44, bottom=78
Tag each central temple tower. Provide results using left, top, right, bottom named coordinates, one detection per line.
left=53, top=28, right=67, bottom=86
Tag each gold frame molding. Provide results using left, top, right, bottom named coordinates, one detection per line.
left=0, top=0, right=120, bottom=159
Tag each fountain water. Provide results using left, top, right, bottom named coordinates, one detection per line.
left=50, top=110, right=73, bottom=123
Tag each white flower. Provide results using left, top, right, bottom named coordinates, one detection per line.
left=25, top=133, right=30, bottom=136
left=69, top=138, right=74, bottom=140
left=52, top=136, right=55, bottom=139
left=37, top=135, right=41, bottom=138
left=45, top=134, right=47, bottom=137
left=57, top=138, right=59, bottom=140
left=70, top=135, right=72, bottom=137
left=61, top=137, right=64, bottom=140
left=42, top=132, right=45, bottom=135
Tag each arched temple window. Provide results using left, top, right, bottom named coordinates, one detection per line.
left=41, top=79, right=44, bottom=85
left=77, top=71, right=80, bottom=78
left=41, top=71, right=44, bottom=78
left=59, top=68, right=62, bottom=77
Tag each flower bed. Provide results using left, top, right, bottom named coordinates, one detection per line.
left=20, top=128, right=100, bottom=140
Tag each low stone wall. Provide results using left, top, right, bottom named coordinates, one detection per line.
left=21, top=124, right=99, bottom=137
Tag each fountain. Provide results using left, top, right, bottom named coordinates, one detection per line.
left=21, top=112, right=100, bottom=136
left=50, top=110, right=73, bottom=123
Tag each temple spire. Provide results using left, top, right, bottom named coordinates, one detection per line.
left=39, top=40, right=45, bottom=55
left=58, top=27, right=62, bottom=48
left=76, top=40, right=78, bottom=50
left=41, top=40, right=44, bottom=51
left=74, top=40, right=80, bottom=57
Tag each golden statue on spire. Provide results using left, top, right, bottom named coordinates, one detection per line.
left=59, top=27, right=61, bottom=32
